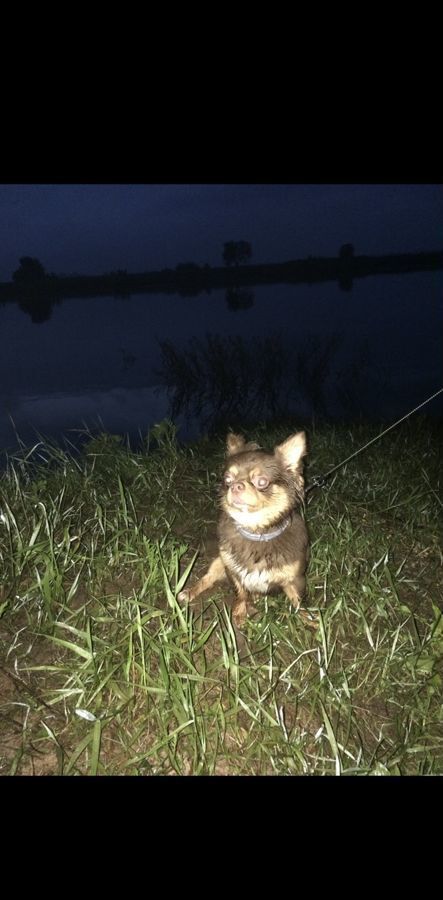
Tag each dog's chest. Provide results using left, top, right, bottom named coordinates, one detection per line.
left=220, top=546, right=288, bottom=593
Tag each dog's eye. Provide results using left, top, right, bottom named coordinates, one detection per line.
left=224, top=473, right=234, bottom=485
left=253, top=475, right=269, bottom=490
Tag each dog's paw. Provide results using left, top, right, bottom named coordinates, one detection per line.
left=298, top=608, right=319, bottom=630
left=177, top=589, right=191, bottom=604
left=246, top=601, right=258, bottom=617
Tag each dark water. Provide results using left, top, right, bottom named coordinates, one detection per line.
left=1, top=271, right=442, bottom=452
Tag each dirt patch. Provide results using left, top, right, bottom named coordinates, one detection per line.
left=0, top=616, right=66, bottom=775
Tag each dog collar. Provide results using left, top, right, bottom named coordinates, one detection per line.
left=235, top=516, right=291, bottom=542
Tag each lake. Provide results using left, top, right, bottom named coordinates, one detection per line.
left=1, top=270, right=442, bottom=453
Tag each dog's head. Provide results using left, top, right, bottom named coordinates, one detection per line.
left=220, top=431, right=307, bottom=530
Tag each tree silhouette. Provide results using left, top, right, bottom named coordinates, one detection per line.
left=222, top=241, right=252, bottom=266
left=13, top=256, right=47, bottom=285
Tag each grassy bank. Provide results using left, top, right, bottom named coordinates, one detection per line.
left=0, top=419, right=442, bottom=775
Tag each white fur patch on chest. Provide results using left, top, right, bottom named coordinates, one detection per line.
left=221, top=549, right=275, bottom=593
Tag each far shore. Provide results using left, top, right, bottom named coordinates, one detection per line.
left=1, top=249, right=442, bottom=302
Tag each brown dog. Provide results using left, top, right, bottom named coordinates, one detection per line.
left=178, top=431, right=317, bottom=628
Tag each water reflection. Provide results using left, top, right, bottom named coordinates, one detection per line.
left=0, top=272, right=441, bottom=452
left=156, top=331, right=371, bottom=430
left=1, top=386, right=172, bottom=453
left=17, top=293, right=62, bottom=324
left=226, top=287, right=255, bottom=310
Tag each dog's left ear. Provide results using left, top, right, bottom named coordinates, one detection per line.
left=275, top=431, right=307, bottom=470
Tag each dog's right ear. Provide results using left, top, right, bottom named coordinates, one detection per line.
left=226, top=432, right=246, bottom=456
left=226, top=433, right=261, bottom=456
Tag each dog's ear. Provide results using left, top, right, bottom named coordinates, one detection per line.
left=226, top=433, right=262, bottom=456
left=226, top=432, right=246, bottom=456
left=275, top=431, right=307, bottom=471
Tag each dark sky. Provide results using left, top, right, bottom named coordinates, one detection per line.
left=0, top=183, right=441, bottom=282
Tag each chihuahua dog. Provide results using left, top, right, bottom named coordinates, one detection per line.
left=178, top=431, right=317, bottom=628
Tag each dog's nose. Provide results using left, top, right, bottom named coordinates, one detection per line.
left=231, top=481, right=246, bottom=494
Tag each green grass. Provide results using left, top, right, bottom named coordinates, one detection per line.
left=0, top=418, right=442, bottom=775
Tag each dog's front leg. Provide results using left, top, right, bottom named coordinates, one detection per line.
left=178, top=556, right=226, bottom=604
left=228, top=573, right=252, bottom=627
left=283, top=581, right=319, bottom=629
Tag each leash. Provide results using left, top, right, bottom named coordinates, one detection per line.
left=305, top=386, right=443, bottom=495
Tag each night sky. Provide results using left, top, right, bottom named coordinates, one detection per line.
left=0, top=183, right=441, bottom=282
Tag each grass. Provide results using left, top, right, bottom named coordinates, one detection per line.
left=0, top=418, right=442, bottom=776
